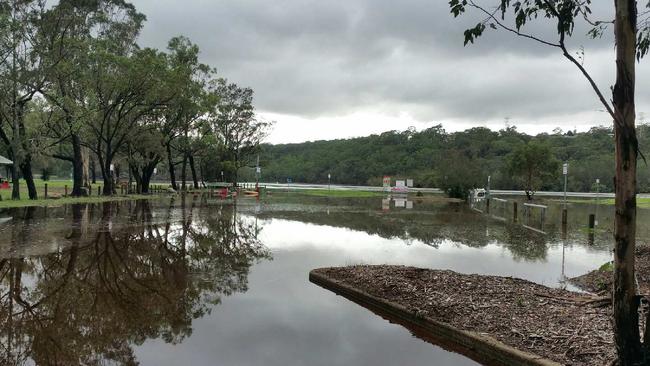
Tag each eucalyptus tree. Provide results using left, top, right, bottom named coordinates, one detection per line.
left=507, top=141, right=559, bottom=200
left=448, top=0, right=650, bottom=362
left=211, top=81, right=271, bottom=186
left=0, top=0, right=49, bottom=200
left=37, top=0, right=144, bottom=196
left=85, top=45, right=172, bottom=195
left=161, top=36, right=215, bottom=191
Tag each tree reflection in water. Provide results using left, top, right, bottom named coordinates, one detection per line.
left=0, top=198, right=270, bottom=365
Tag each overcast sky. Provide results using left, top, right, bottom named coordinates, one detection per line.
left=135, top=0, right=650, bottom=144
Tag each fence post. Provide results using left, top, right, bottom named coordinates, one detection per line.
left=44, top=183, right=48, bottom=199
left=562, top=208, right=568, bottom=225
left=588, top=214, right=595, bottom=229
left=512, top=201, right=518, bottom=222
left=485, top=198, right=490, bottom=214
left=64, top=185, right=68, bottom=197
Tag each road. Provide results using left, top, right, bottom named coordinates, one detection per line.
left=252, top=183, right=650, bottom=199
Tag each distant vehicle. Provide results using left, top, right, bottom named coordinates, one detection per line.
left=472, top=188, right=486, bottom=201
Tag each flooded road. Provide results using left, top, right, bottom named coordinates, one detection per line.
left=0, top=194, right=630, bottom=365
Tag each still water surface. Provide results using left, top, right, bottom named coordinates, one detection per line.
left=0, top=194, right=631, bottom=365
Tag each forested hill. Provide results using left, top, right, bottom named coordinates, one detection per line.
left=260, top=125, right=650, bottom=194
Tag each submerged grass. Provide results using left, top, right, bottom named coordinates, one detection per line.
left=0, top=194, right=159, bottom=209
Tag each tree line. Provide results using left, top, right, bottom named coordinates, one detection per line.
left=0, top=0, right=270, bottom=199
left=261, top=124, right=650, bottom=197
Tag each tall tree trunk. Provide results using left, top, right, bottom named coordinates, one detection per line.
left=102, top=151, right=114, bottom=196
left=9, top=153, right=19, bottom=200
left=71, top=134, right=84, bottom=196
left=612, top=0, right=642, bottom=364
left=166, top=142, right=177, bottom=191
left=19, top=156, right=36, bottom=200
left=181, top=153, right=187, bottom=191
left=189, top=154, right=199, bottom=189
left=81, top=146, right=90, bottom=188
left=141, top=164, right=156, bottom=194
left=91, top=158, right=96, bottom=184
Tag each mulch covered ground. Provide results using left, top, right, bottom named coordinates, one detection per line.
left=314, top=265, right=614, bottom=365
left=570, top=246, right=650, bottom=296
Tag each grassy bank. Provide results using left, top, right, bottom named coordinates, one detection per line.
left=568, top=197, right=650, bottom=208
left=0, top=179, right=106, bottom=201
left=0, top=194, right=159, bottom=209
left=272, top=189, right=443, bottom=198
left=0, top=179, right=171, bottom=208
left=284, top=189, right=386, bottom=198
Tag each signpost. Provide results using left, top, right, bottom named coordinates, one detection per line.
left=383, top=176, right=391, bottom=192
left=562, top=163, right=568, bottom=207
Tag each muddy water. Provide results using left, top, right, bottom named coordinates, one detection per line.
left=0, top=194, right=628, bottom=365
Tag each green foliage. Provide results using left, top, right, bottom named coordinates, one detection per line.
left=259, top=124, right=650, bottom=196
left=507, top=141, right=559, bottom=198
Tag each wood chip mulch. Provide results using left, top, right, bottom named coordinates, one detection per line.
left=315, top=265, right=614, bottom=365
left=570, top=246, right=650, bottom=296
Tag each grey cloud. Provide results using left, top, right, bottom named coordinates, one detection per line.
left=134, top=0, right=647, bottom=128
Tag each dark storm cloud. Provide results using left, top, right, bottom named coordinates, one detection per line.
left=134, top=0, right=648, bottom=127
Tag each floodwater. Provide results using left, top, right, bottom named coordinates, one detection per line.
left=0, top=193, right=631, bottom=365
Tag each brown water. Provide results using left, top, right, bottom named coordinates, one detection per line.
left=0, top=194, right=626, bottom=365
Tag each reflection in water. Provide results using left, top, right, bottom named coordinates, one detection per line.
left=0, top=199, right=270, bottom=365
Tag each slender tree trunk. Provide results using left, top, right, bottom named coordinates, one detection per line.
left=181, top=153, right=187, bottom=191
left=91, top=158, right=96, bottom=184
left=189, top=154, right=199, bottom=189
left=102, top=151, right=114, bottom=196
left=9, top=153, right=19, bottom=200
left=166, top=142, right=177, bottom=190
left=71, top=134, right=84, bottom=196
left=612, top=1, right=642, bottom=364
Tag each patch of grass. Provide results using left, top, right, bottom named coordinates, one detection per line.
left=599, top=261, right=614, bottom=272
left=279, top=189, right=387, bottom=198
left=568, top=197, right=650, bottom=208
left=0, top=194, right=161, bottom=209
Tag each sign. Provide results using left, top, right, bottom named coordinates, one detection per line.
left=406, top=179, right=414, bottom=188
left=596, top=178, right=600, bottom=184
left=328, top=173, right=331, bottom=179
left=153, top=168, right=157, bottom=175
left=256, top=167, right=261, bottom=174
left=383, top=176, right=391, bottom=191
left=287, top=177, right=293, bottom=184
left=562, top=163, right=568, bottom=175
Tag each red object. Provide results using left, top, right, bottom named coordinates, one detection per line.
left=0, top=181, right=9, bottom=189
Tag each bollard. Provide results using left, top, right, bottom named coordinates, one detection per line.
left=44, top=183, right=48, bottom=199
left=512, top=201, right=518, bottom=222
left=64, top=185, right=68, bottom=197
left=588, top=214, right=596, bottom=245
